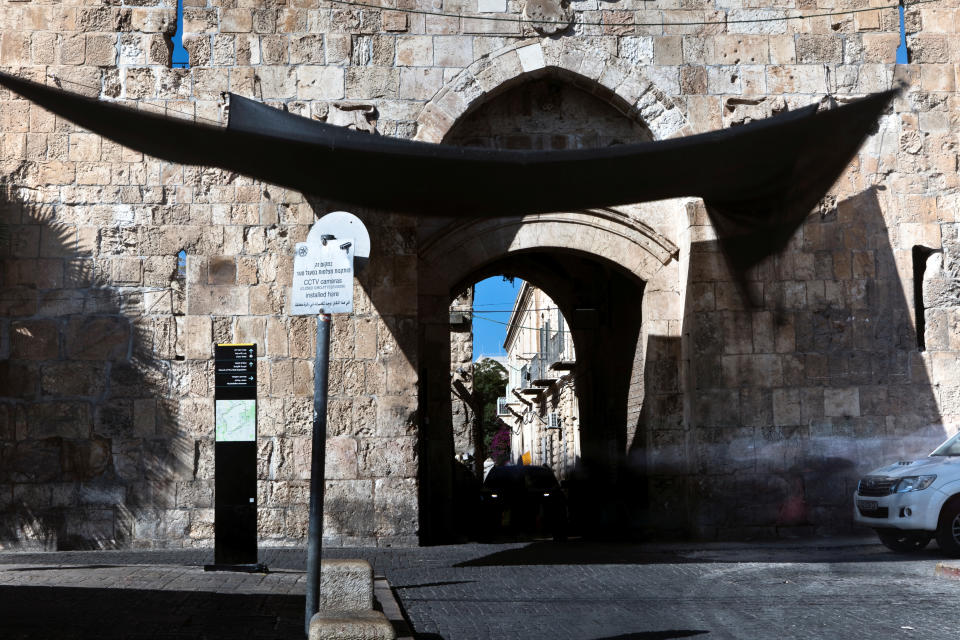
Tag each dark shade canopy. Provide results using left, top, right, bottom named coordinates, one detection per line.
left=0, top=71, right=894, bottom=289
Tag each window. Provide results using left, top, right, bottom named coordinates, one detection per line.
left=896, top=2, right=909, bottom=64
left=176, top=249, right=187, bottom=279
left=172, top=0, right=189, bottom=69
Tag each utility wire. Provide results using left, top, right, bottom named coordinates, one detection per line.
left=26, top=0, right=931, bottom=127
left=452, top=306, right=564, bottom=313
left=472, top=312, right=580, bottom=335
left=325, top=0, right=934, bottom=27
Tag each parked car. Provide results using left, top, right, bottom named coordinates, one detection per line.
left=478, top=465, right=567, bottom=541
left=854, top=431, right=960, bottom=555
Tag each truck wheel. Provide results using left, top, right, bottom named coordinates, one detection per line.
left=877, top=529, right=932, bottom=552
left=936, top=498, right=960, bottom=557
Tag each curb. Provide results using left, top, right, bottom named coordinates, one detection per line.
left=375, top=575, right=415, bottom=640
left=934, top=563, right=960, bottom=580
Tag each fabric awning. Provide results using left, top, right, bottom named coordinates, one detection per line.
left=0, top=71, right=895, bottom=290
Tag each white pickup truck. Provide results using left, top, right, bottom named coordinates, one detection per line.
left=853, top=431, right=960, bottom=555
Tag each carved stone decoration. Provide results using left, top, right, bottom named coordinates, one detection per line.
left=328, top=102, right=378, bottom=133
left=523, top=0, right=573, bottom=36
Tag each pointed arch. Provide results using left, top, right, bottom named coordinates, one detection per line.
left=414, top=38, right=690, bottom=144
left=419, top=207, right=680, bottom=292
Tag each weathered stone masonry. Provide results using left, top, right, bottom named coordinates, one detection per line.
left=1, top=0, right=960, bottom=547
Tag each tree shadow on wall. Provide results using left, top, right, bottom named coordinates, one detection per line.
left=630, top=186, right=945, bottom=539
left=0, top=175, right=192, bottom=550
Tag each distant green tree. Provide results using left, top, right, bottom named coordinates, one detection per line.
left=473, top=358, right=508, bottom=458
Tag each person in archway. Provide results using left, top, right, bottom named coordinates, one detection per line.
left=451, top=453, right=481, bottom=542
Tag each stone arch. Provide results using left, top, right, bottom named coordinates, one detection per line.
left=413, top=55, right=690, bottom=542
left=414, top=38, right=690, bottom=144
left=415, top=203, right=685, bottom=543
left=419, top=207, right=679, bottom=292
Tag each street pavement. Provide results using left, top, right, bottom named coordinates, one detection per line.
left=2, top=536, right=960, bottom=639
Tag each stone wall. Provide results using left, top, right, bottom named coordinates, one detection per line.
left=1, top=0, right=959, bottom=546
left=448, top=287, right=475, bottom=461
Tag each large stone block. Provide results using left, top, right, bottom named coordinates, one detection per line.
left=207, top=256, right=236, bottom=285
left=327, top=436, right=359, bottom=479
left=234, top=316, right=265, bottom=345
left=309, top=610, right=394, bottom=640
left=40, top=362, right=107, bottom=398
left=187, top=285, right=249, bottom=315
left=795, top=34, right=843, bottom=63
left=290, top=34, right=324, bottom=63
left=10, top=319, right=59, bottom=360
left=65, top=316, right=131, bottom=361
left=296, top=65, right=343, bottom=100
left=721, top=353, right=783, bottom=388
left=345, top=67, right=400, bottom=99
left=824, top=387, right=861, bottom=418
left=374, top=477, right=418, bottom=538
left=184, top=315, right=212, bottom=360
left=324, top=479, right=374, bottom=538
left=319, top=558, right=375, bottom=611
left=772, top=388, right=801, bottom=426
left=357, top=436, right=416, bottom=477
left=6, top=438, right=63, bottom=483
left=396, top=35, right=432, bottom=66
left=374, top=395, right=417, bottom=438
left=221, top=8, right=252, bottom=32
left=692, top=389, right=739, bottom=427
left=63, top=507, right=115, bottom=546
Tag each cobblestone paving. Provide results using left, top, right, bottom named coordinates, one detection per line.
left=2, top=538, right=960, bottom=639
left=331, top=539, right=960, bottom=640
left=0, top=552, right=306, bottom=640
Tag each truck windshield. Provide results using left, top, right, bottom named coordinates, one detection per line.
left=931, top=432, right=960, bottom=456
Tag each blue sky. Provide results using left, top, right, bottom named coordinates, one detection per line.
left=472, top=276, right=522, bottom=358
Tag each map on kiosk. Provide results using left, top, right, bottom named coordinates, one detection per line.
left=215, top=399, right=256, bottom=442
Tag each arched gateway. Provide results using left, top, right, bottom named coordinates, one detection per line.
left=412, top=56, right=687, bottom=542
left=0, top=0, right=952, bottom=554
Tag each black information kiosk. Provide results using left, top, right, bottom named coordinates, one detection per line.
left=206, top=343, right=265, bottom=572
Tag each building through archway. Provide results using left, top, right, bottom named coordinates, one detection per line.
left=414, top=67, right=684, bottom=542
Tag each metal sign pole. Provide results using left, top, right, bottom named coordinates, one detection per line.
left=305, top=312, right=331, bottom=635
left=293, top=213, right=368, bottom=638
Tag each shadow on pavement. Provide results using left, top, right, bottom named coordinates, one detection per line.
left=453, top=539, right=949, bottom=567
left=6, top=564, right=127, bottom=571
left=0, top=585, right=302, bottom=640
left=453, top=541, right=698, bottom=567
left=590, top=632, right=709, bottom=639
left=0, top=549, right=214, bottom=567
left=391, top=580, right=476, bottom=589
left=411, top=629, right=711, bottom=639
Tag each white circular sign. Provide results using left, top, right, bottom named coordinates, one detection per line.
left=309, top=211, right=370, bottom=273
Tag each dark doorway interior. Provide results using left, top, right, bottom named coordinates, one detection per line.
left=419, top=250, right=647, bottom=543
